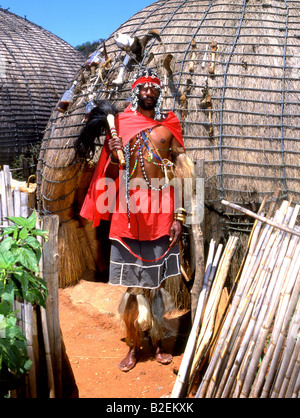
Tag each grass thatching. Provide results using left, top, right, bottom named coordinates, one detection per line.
left=0, top=8, right=84, bottom=167
left=37, top=0, right=300, bottom=289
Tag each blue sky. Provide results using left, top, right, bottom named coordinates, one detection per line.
left=0, top=0, right=154, bottom=47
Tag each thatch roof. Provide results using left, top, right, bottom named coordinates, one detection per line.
left=37, top=0, right=300, bottom=287
left=0, top=8, right=84, bottom=166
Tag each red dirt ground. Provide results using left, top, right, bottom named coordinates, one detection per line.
left=59, top=280, right=190, bottom=399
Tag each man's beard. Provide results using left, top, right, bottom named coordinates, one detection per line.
left=138, top=96, right=158, bottom=111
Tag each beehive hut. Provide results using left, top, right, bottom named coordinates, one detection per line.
left=37, top=0, right=300, bottom=289
left=0, top=8, right=84, bottom=168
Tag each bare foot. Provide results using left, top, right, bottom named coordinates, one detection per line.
left=118, top=347, right=139, bottom=372
left=154, top=345, right=172, bottom=365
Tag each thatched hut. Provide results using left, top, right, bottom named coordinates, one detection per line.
left=0, top=8, right=84, bottom=168
left=37, top=0, right=300, bottom=289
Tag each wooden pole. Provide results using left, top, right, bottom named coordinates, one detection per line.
left=17, top=186, right=37, bottom=398
left=37, top=215, right=55, bottom=399
left=190, top=159, right=205, bottom=321
left=239, top=206, right=299, bottom=398
left=24, top=301, right=37, bottom=398
left=40, top=306, right=56, bottom=398
left=271, top=298, right=300, bottom=398
left=0, top=169, right=8, bottom=227
left=4, top=165, right=14, bottom=223
left=257, top=259, right=300, bottom=398
left=225, top=204, right=294, bottom=397
left=41, top=215, right=62, bottom=398
left=197, top=201, right=281, bottom=397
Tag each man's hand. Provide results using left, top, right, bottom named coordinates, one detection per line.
left=169, top=220, right=183, bottom=248
left=108, top=136, right=123, bottom=160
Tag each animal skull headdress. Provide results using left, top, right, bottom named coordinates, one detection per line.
left=130, top=68, right=163, bottom=120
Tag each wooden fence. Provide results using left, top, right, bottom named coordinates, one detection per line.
left=0, top=165, right=64, bottom=398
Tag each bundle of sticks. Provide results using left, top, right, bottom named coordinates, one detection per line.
left=172, top=191, right=300, bottom=398
left=171, top=235, right=239, bottom=398
left=197, top=195, right=300, bottom=398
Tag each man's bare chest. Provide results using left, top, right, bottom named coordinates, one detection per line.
left=130, top=126, right=172, bottom=150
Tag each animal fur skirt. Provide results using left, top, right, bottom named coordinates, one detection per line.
left=109, top=236, right=181, bottom=289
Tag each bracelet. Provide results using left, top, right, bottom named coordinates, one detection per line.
left=174, top=213, right=186, bottom=224
left=175, top=207, right=187, bottom=215
left=109, top=155, right=119, bottom=165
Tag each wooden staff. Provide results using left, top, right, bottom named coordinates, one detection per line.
left=106, top=114, right=125, bottom=166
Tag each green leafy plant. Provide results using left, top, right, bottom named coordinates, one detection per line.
left=0, top=211, right=48, bottom=392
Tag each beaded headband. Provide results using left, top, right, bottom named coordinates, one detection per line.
left=130, top=69, right=163, bottom=120
left=131, top=76, right=161, bottom=91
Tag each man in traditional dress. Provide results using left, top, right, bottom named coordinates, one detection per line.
left=80, top=68, right=191, bottom=372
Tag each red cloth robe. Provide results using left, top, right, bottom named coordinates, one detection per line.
left=79, top=106, right=184, bottom=239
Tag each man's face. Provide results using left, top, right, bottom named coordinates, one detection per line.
left=138, top=84, right=160, bottom=111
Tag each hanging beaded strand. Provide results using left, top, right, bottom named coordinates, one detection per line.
left=139, top=146, right=168, bottom=191
left=124, top=142, right=131, bottom=228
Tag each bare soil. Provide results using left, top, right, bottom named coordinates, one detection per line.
left=59, top=280, right=190, bottom=399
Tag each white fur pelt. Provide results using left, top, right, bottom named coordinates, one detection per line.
left=174, top=153, right=195, bottom=182
left=172, top=153, right=196, bottom=212
left=117, top=287, right=174, bottom=342
left=118, top=290, right=152, bottom=332
left=135, top=294, right=152, bottom=331
left=150, top=288, right=174, bottom=344
left=117, top=291, right=130, bottom=333
left=118, top=291, right=130, bottom=316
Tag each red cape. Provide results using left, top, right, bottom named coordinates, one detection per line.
left=116, top=106, right=183, bottom=145
left=80, top=107, right=184, bottom=226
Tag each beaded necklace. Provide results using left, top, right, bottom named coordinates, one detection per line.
left=139, top=149, right=169, bottom=191
left=128, top=129, right=155, bottom=179
left=129, top=139, right=143, bottom=179
left=129, top=137, right=141, bottom=154
left=124, top=129, right=172, bottom=227
left=139, top=130, right=162, bottom=164
left=139, top=130, right=169, bottom=191
left=124, top=142, right=131, bottom=227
